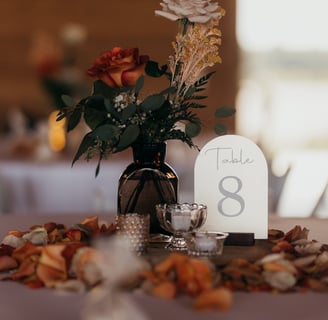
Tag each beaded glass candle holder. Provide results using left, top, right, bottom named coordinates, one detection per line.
left=116, top=213, right=150, bottom=255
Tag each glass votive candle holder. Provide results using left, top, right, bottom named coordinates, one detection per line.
left=185, top=231, right=229, bottom=257
left=115, top=213, right=150, bottom=255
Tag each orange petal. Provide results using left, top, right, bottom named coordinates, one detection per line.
left=37, top=262, right=67, bottom=288
left=43, top=222, right=59, bottom=233
left=7, top=230, right=25, bottom=237
left=189, top=258, right=213, bottom=292
left=193, top=288, right=232, bottom=311
left=12, top=242, right=42, bottom=263
left=39, top=244, right=67, bottom=272
left=81, top=216, right=100, bottom=233
left=0, top=255, right=18, bottom=271
left=66, top=229, right=82, bottom=242
left=0, top=244, right=15, bottom=256
left=271, top=241, right=294, bottom=253
left=11, top=258, right=38, bottom=280
left=121, top=64, right=146, bottom=87
left=151, top=281, right=177, bottom=299
left=62, top=242, right=87, bottom=269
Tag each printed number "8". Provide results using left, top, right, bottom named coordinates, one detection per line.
left=218, top=176, right=245, bottom=217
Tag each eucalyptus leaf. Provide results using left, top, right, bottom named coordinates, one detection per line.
left=72, top=133, right=95, bottom=165
left=104, top=98, right=113, bottom=112
left=141, top=94, right=165, bottom=111
left=67, top=108, right=82, bottom=132
left=214, top=123, right=227, bottom=135
left=185, top=121, right=201, bottom=137
left=61, top=95, right=76, bottom=107
left=215, top=105, right=236, bottom=118
left=160, top=86, right=176, bottom=95
left=84, top=109, right=107, bottom=130
left=117, top=125, right=140, bottom=149
left=92, top=124, right=119, bottom=141
left=93, top=80, right=116, bottom=99
left=122, top=104, right=137, bottom=121
left=85, top=95, right=105, bottom=109
left=135, top=75, right=144, bottom=94
left=145, top=60, right=168, bottom=77
left=56, top=111, right=66, bottom=122
left=104, top=99, right=122, bottom=120
left=95, top=160, right=101, bottom=177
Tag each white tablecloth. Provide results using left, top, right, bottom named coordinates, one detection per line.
left=0, top=160, right=126, bottom=214
left=0, top=159, right=194, bottom=215
left=0, top=214, right=327, bottom=320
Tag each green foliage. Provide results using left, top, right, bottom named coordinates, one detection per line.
left=117, top=125, right=140, bottom=150
left=214, top=123, right=227, bottom=135
left=141, top=94, right=165, bottom=111
left=185, top=121, right=201, bottom=138
left=145, top=60, right=168, bottom=77
left=215, top=105, right=236, bottom=118
left=58, top=62, right=235, bottom=174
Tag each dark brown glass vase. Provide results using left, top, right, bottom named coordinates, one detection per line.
left=117, top=143, right=178, bottom=235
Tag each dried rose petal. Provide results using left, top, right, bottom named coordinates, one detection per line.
left=2, top=234, right=25, bottom=248
left=42, top=222, right=57, bottom=233
left=7, top=230, right=25, bottom=237
left=193, top=287, right=232, bottom=311
left=22, top=227, right=48, bottom=245
left=12, top=242, right=42, bottom=263
left=35, top=244, right=69, bottom=287
left=11, top=258, right=39, bottom=281
left=263, top=271, right=297, bottom=291
left=61, top=242, right=87, bottom=270
left=81, top=216, right=100, bottom=233
left=284, top=225, right=309, bottom=242
left=37, top=263, right=67, bottom=288
left=70, top=247, right=103, bottom=287
left=271, top=240, right=294, bottom=253
left=293, top=255, right=317, bottom=268
left=65, top=229, right=83, bottom=242
left=151, top=281, right=177, bottom=299
left=38, top=244, right=67, bottom=272
left=294, top=240, right=322, bottom=255
left=0, top=244, right=15, bottom=256
left=0, top=255, right=18, bottom=271
left=268, top=229, right=285, bottom=243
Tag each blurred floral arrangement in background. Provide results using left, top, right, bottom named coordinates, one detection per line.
left=30, top=23, right=88, bottom=109
left=57, top=0, right=235, bottom=173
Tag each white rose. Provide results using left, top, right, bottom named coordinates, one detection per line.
left=155, top=0, right=223, bottom=23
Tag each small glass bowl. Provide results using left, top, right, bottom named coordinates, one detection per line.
left=155, top=203, right=207, bottom=251
left=185, top=231, right=229, bottom=257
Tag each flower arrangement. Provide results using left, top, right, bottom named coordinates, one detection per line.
left=57, top=0, right=234, bottom=174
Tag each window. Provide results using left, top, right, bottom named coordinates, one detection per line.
left=236, top=0, right=328, bottom=156
left=236, top=0, right=328, bottom=216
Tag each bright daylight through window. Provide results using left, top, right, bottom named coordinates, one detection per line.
left=236, top=0, right=328, bottom=217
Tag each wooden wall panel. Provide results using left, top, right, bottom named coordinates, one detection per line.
left=0, top=0, right=237, bottom=134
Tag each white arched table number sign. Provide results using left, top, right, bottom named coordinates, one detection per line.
left=194, top=135, right=268, bottom=239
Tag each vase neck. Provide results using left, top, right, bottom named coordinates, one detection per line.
left=132, top=143, right=166, bottom=166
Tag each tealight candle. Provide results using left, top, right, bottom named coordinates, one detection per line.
left=171, top=210, right=191, bottom=231
left=194, top=232, right=217, bottom=251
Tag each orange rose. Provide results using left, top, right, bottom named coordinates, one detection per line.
left=87, top=47, right=149, bottom=87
